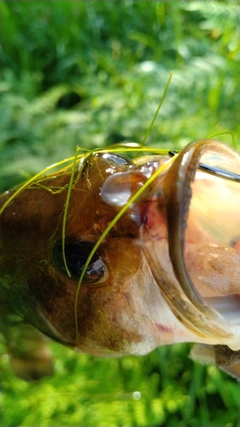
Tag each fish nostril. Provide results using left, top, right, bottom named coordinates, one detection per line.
left=52, top=241, right=109, bottom=284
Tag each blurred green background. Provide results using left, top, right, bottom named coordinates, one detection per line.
left=0, top=1, right=240, bottom=426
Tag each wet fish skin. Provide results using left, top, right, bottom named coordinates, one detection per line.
left=1, top=144, right=240, bottom=380
left=0, top=153, right=168, bottom=379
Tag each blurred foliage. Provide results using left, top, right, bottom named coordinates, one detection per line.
left=0, top=1, right=240, bottom=426
left=0, top=1, right=240, bottom=191
left=1, top=340, right=240, bottom=427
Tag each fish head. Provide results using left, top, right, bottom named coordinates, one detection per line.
left=0, top=151, right=181, bottom=356
left=1, top=140, right=240, bottom=372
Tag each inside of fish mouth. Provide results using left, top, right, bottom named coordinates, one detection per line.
left=181, top=181, right=240, bottom=328
left=152, top=140, right=240, bottom=337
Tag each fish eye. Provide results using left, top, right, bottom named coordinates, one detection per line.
left=53, top=241, right=109, bottom=284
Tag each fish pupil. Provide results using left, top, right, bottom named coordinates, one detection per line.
left=53, top=242, right=105, bottom=282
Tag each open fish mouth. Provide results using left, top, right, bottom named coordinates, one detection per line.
left=137, top=139, right=240, bottom=352
left=99, top=139, right=240, bottom=355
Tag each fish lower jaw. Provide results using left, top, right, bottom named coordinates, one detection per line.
left=153, top=296, right=240, bottom=351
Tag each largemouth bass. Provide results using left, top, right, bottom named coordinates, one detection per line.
left=1, top=139, right=240, bottom=381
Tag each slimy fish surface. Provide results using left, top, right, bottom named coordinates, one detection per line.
left=1, top=139, right=240, bottom=381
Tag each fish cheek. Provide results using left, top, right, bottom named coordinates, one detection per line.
left=24, top=265, right=76, bottom=341
left=74, top=241, right=143, bottom=354
left=75, top=287, right=143, bottom=355
left=75, top=289, right=125, bottom=354
left=105, top=237, right=142, bottom=285
left=24, top=262, right=132, bottom=353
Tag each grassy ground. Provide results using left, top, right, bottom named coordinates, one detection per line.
left=0, top=1, right=240, bottom=426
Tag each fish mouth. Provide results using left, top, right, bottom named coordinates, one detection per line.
left=100, top=142, right=240, bottom=351
left=140, top=140, right=240, bottom=351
